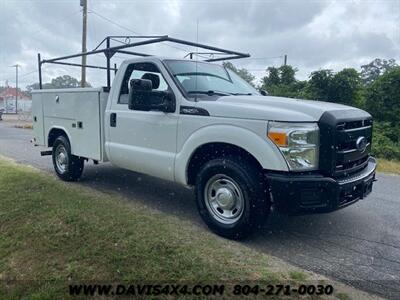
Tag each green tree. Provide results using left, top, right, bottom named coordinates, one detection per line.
left=361, top=58, right=397, bottom=85
left=25, top=75, right=91, bottom=95
left=262, top=67, right=280, bottom=86
left=329, top=68, right=362, bottom=106
left=260, top=65, right=302, bottom=98
left=365, top=67, right=400, bottom=126
left=50, top=75, right=80, bottom=89
left=306, top=69, right=333, bottom=101
left=365, top=67, right=400, bottom=160
left=222, top=62, right=255, bottom=86
left=280, top=65, right=296, bottom=85
left=372, top=122, right=400, bottom=160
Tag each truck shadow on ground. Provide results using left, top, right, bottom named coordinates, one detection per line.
left=80, top=163, right=374, bottom=243
left=81, top=162, right=325, bottom=233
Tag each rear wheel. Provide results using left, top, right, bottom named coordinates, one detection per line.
left=52, top=136, right=84, bottom=181
left=195, top=157, right=270, bottom=239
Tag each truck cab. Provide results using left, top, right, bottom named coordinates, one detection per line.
left=33, top=40, right=376, bottom=239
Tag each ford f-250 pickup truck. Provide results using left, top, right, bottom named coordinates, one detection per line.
left=32, top=38, right=376, bottom=239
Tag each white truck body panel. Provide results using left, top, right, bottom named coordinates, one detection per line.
left=32, top=88, right=109, bottom=162
left=174, top=115, right=289, bottom=185
left=105, top=108, right=179, bottom=181
left=197, top=95, right=359, bottom=122
left=104, top=58, right=182, bottom=181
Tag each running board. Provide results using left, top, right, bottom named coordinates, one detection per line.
left=40, top=150, right=52, bottom=156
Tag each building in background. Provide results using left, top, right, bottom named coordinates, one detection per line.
left=0, top=87, right=32, bottom=113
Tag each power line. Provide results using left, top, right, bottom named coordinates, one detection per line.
left=90, top=10, right=140, bottom=35
left=27, top=9, right=82, bottom=38
left=2, top=9, right=83, bottom=85
left=0, top=70, right=37, bottom=88
left=19, top=70, right=37, bottom=77
left=12, top=8, right=283, bottom=87
left=89, top=9, right=190, bottom=54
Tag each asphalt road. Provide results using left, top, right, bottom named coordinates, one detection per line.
left=1, top=122, right=399, bottom=299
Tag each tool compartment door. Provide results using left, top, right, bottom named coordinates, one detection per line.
left=42, top=91, right=76, bottom=120
left=32, top=93, right=45, bottom=146
left=40, top=89, right=103, bottom=161
left=72, top=91, right=102, bottom=160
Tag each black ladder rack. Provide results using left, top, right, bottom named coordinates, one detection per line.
left=37, top=35, right=250, bottom=89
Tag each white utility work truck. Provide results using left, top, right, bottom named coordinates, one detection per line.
left=32, top=36, right=376, bottom=238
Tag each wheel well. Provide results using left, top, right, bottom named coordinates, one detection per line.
left=48, top=128, right=68, bottom=147
left=186, top=142, right=263, bottom=186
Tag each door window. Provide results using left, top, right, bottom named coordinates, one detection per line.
left=118, top=62, right=169, bottom=104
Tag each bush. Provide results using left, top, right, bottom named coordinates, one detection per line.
left=372, top=122, right=400, bottom=160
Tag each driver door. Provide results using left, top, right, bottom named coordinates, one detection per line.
left=107, top=62, right=178, bottom=181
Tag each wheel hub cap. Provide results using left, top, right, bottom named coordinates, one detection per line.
left=204, top=174, right=244, bottom=224
left=216, top=188, right=235, bottom=209
left=58, top=152, right=66, bottom=165
left=55, top=145, right=67, bottom=172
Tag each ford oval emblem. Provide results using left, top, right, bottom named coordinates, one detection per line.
left=356, top=136, right=368, bottom=153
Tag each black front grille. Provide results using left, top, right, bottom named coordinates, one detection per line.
left=336, top=156, right=369, bottom=172
left=334, top=119, right=372, bottom=177
left=319, top=110, right=373, bottom=178
left=336, top=119, right=373, bottom=131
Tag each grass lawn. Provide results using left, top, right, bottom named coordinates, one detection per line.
left=377, top=158, right=400, bottom=175
left=0, top=157, right=379, bottom=299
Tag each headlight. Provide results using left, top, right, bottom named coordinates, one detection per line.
left=267, top=122, right=319, bottom=170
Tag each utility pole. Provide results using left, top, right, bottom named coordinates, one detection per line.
left=80, top=0, right=88, bottom=87
left=11, top=64, right=20, bottom=114
left=283, top=54, right=287, bottom=66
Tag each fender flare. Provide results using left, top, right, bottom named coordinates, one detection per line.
left=174, top=124, right=288, bottom=185
left=47, top=126, right=73, bottom=151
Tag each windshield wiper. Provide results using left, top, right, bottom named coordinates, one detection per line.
left=231, top=92, right=253, bottom=96
left=175, top=72, right=231, bottom=82
left=187, top=90, right=232, bottom=96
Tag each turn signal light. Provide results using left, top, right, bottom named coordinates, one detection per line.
left=268, top=132, right=288, bottom=147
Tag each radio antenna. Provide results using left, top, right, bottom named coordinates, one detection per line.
left=195, top=18, right=199, bottom=102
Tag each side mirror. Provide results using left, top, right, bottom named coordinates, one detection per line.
left=128, top=79, right=176, bottom=113
left=259, top=89, right=268, bottom=96
left=131, top=78, right=153, bottom=92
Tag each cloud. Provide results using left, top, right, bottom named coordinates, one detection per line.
left=0, top=0, right=399, bottom=87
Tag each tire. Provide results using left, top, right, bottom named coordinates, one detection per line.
left=195, top=156, right=270, bottom=239
left=52, top=135, right=84, bottom=181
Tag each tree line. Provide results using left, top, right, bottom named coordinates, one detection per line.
left=25, top=75, right=91, bottom=93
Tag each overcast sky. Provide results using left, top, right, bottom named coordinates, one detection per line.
left=1, top=0, right=399, bottom=88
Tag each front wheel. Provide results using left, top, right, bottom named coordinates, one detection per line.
left=195, top=157, right=270, bottom=239
left=52, top=136, right=84, bottom=181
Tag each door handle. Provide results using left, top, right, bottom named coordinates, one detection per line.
left=110, top=113, right=117, bottom=127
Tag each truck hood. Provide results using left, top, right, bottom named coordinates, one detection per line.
left=197, top=95, right=364, bottom=122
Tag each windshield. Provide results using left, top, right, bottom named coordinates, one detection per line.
left=164, top=60, right=259, bottom=97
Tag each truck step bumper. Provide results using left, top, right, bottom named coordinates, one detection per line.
left=265, top=157, right=377, bottom=215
